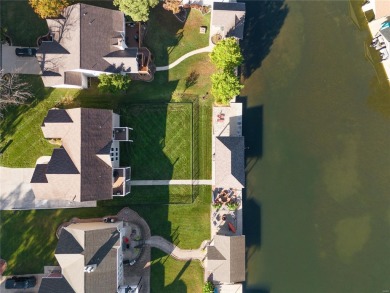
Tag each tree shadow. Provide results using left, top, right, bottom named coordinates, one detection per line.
left=144, top=4, right=186, bottom=67
left=239, top=0, right=288, bottom=79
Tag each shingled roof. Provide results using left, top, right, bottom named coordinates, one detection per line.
left=45, top=222, right=122, bottom=293
left=38, top=277, right=75, bottom=293
left=206, top=235, right=245, bottom=283
left=31, top=108, right=114, bottom=202
left=215, top=136, right=245, bottom=189
left=212, top=2, right=246, bottom=39
left=36, top=4, right=135, bottom=87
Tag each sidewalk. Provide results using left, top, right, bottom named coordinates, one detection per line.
left=145, top=236, right=207, bottom=261
left=131, top=179, right=212, bottom=186
left=155, top=46, right=212, bottom=71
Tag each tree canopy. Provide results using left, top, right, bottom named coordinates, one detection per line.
left=202, top=281, right=214, bottom=293
left=210, top=37, right=243, bottom=71
left=114, top=0, right=159, bottom=22
left=163, top=0, right=182, bottom=14
left=98, top=74, right=131, bottom=93
left=29, top=0, right=69, bottom=19
left=211, top=71, right=243, bottom=104
left=0, top=72, right=32, bottom=118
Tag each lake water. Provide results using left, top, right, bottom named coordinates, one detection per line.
left=241, top=1, right=390, bottom=292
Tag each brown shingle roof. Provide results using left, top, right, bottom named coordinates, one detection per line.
left=31, top=108, right=114, bottom=201
left=52, top=222, right=121, bottom=293
left=79, top=3, right=125, bottom=72
left=64, top=72, right=83, bottom=86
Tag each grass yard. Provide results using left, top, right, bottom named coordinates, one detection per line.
left=121, top=103, right=192, bottom=180
left=145, top=5, right=211, bottom=66
left=0, top=186, right=211, bottom=293
left=0, top=76, right=78, bottom=167
left=0, top=1, right=47, bottom=46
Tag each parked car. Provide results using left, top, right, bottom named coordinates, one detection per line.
left=15, top=47, right=37, bottom=57
left=5, top=276, right=36, bottom=289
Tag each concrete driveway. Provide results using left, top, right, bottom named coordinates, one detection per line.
left=1, top=45, right=41, bottom=75
left=0, top=274, right=43, bottom=293
left=0, top=167, right=96, bottom=210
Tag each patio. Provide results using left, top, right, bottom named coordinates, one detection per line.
left=211, top=188, right=243, bottom=237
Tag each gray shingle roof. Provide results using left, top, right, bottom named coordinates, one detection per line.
left=43, top=109, right=73, bottom=123
left=207, top=235, right=245, bottom=283
left=46, top=148, right=80, bottom=175
left=213, top=2, right=245, bottom=12
left=31, top=164, right=48, bottom=183
left=84, top=228, right=120, bottom=293
left=56, top=229, right=84, bottom=255
left=37, top=4, right=129, bottom=87
left=52, top=223, right=122, bottom=293
left=212, top=2, right=246, bottom=39
left=80, top=108, right=113, bottom=201
left=38, top=277, right=75, bottom=293
left=215, top=136, right=245, bottom=189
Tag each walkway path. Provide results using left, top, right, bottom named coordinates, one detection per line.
left=145, top=236, right=208, bottom=261
left=156, top=46, right=213, bottom=71
left=131, top=179, right=212, bottom=186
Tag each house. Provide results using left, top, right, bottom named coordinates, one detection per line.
left=38, top=221, right=138, bottom=293
left=205, top=235, right=245, bottom=284
left=214, top=136, right=245, bottom=189
left=36, top=3, right=152, bottom=88
left=210, top=1, right=246, bottom=45
left=30, top=108, right=131, bottom=202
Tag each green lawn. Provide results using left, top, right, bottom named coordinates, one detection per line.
left=0, top=76, right=78, bottom=167
left=121, top=103, right=192, bottom=180
left=0, top=1, right=47, bottom=46
left=145, top=5, right=211, bottom=66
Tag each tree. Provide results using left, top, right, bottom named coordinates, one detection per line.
left=211, top=71, right=243, bottom=104
left=202, top=281, right=214, bottom=293
left=98, top=74, right=131, bottom=93
left=163, top=0, right=182, bottom=14
left=29, top=0, right=69, bottom=19
left=114, top=0, right=159, bottom=22
left=210, top=37, right=243, bottom=71
left=0, top=72, right=33, bottom=118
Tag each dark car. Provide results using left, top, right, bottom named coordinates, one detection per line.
left=15, top=48, right=37, bottom=57
left=5, top=276, right=37, bottom=289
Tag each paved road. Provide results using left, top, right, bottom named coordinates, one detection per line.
left=131, top=179, right=212, bottom=186
left=145, top=236, right=208, bottom=261
left=155, top=46, right=212, bottom=71
left=0, top=167, right=96, bottom=210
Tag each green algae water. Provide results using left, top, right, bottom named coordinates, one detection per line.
left=242, top=1, right=390, bottom=292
